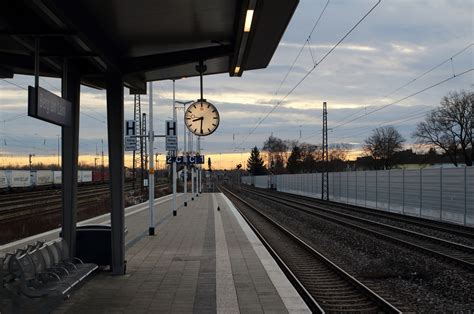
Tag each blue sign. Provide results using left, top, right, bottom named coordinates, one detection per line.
left=166, top=155, right=205, bottom=164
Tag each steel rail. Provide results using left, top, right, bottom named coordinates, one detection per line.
left=242, top=187, right=474, bottom=269
left=220, top=185, right=401, bottom=313
left=274, top=189, right=474, bottom=240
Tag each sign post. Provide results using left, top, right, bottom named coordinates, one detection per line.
left=148, top=82, right=155, bottom=236
left=28, top=86, right=72, bottom=127
left=124, top=120, right=137, bottom=152
left=169, top=81, right=178, bottom=216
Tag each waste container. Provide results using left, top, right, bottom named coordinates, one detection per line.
left=75, top=224, right=128, bottom=268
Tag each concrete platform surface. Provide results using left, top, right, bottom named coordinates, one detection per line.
left=50, top=192, right=310, bottom=313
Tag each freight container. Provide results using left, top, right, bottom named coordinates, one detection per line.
left=31, top=170, right=54, bottom=186
left=92, top=170, right=102, bottom=182
left=0, top=170, right=7, bottom=189
left=7, top=170, right=31, bottom=188
left=53, top=171, right=62, bottom=185
left=80, top=170, right=93, bottom=183
left=92, top=170, right=109, bottom=183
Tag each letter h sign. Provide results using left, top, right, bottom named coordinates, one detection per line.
left=166, top=120, right=177, bottom=136
left=125, top=120, right=135, bottom=136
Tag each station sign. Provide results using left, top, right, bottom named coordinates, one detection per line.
left=166, top=155, right=205, bottom=165
left=28, top=86, right=72, bottom=127
left=165, top=120, right=177, bottom=151
left=166, top=120, right=177, bottom=136
left=166, top=136, right=177, bottom=151
left=124, top=137, right=137, bottom=151
left=125, top=120, right=136, bottom=136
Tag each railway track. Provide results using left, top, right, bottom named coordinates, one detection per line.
left=240, top=186, right=474, bottom=270
left=0, top=185, right=115, bottom=210
left=220, top=185, right=401, bottom=313
left=0, top=182, right=170, bottom=222
left=274, top=189, right=474, bottom=241
left=0, top=182, right=113, bottom=203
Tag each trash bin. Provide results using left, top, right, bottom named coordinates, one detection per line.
left=75, top=224, right=128, bottom=268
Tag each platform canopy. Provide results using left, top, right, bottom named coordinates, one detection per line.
left=0, top=0, right=299, bottom=93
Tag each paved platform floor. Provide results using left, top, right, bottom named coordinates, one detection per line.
left=50, top=193, right=309, bottom=313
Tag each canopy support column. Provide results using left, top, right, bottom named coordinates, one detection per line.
left=106, top=74, right=126, bottom=275
left=61, top=60, right=80, bottom=256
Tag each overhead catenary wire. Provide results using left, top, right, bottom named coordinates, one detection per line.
left=274, top=0, right=331, bottom=97
left=330, top=109, right=433, bottom=145
left=236, top=0, right=381, bottom=150
left=302, top=67, right=473, bottom=142
left=0, top=78, right=28, bottom=90
left=302, top=43, right=474, bottom=140
left=382, top=43, right=473, bottom=99
left=329, top=67, right=473, bottom=131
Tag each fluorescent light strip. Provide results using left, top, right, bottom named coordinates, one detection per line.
left=244, top=10, right=254, bottom=32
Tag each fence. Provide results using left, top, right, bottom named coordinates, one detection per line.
left=241, top=167, right=474, bottom=227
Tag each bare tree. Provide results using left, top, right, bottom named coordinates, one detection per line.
left=413, top=90, right=473, bottom=166
left=363, top=126, right=405, bottom=169
left=262, top=136, right=289, bottom=174
left=328, top=143, right=351, bottom=171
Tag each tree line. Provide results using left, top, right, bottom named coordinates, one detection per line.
left=246, top=90, right=472, bottom=175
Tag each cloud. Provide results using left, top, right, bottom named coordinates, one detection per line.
left=390, top=43, right=426, bottom=55
left=0, top=0, right=472, bottom=163
left=279, top=42, right=378, bottom=52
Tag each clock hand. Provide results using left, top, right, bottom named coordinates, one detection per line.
left=200, top=119, right=203, bottom=134
left=192, top=117, right=204, bottom=122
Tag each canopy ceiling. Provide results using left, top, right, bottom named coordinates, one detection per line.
left=0, top=0, right=298, bottom=93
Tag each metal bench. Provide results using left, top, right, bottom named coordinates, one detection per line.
left=1, top=239, right=97, bottom=299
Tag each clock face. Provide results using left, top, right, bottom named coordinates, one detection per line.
left=185, top=100, right=220, bottom=136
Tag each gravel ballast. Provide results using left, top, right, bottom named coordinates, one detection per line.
left=234, top=187, right=474, bottom=313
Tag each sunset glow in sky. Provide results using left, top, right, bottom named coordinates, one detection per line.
left=0, top=0, right=472, bottom=169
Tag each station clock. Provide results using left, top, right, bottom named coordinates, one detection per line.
left=184, top=100, right=220, bottom=136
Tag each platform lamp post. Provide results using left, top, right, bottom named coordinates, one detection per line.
left=148, top=81, right=155, bottom=235
left=175, top=100, right=194, bottom=206
left=197, top=136, right=201, bottom=196
left=171, top=80, right=178, bottom=216
left=190, top=131, right=195, bottom=201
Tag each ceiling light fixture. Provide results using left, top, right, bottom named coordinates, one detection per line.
left=244, top=10, right=254, bottom=32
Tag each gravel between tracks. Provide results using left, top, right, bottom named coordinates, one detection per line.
left=270, top=191, right=474, bottom=247
left=237, top=188, right=474, bottom=313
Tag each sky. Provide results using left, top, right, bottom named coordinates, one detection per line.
left=0, top=0, right=472, bottom=169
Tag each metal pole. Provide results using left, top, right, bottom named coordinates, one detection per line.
left=375, top=170, right=378, bottom=209
left=464, top=167, right=467, bottom=225
left=388, top=169, right=391, bottom=212
left=402, top=169, right=405, bottom=215
left=197, top=136, right=201, bottom=196
left=148, top=81, right=155, bottom=236
left=183, top=105, right=188, bottom=206
left=440, top=167, right=443, bottom=221
left=191, top=134, right=194, bottom=200
left=106, top=74, right=125, bottom=275
left=172, top=80, right=177, bottom=216
left=419, top=168, right=422, bottom=217
left=355, top=171, right=358, bottom=205
left=364, top=171, right=367, bottom=207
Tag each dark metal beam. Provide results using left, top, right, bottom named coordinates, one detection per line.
left=40, top=0, right=121, bottom=73
left=10, top=35, right=62, bottom=72
left=121, top=45, right=233, bottom=75
left=106, top=73, right=126, bottom=275
left=61, top=59, right=81, bottom=257
left=0, top=65, right=13, bottom=78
